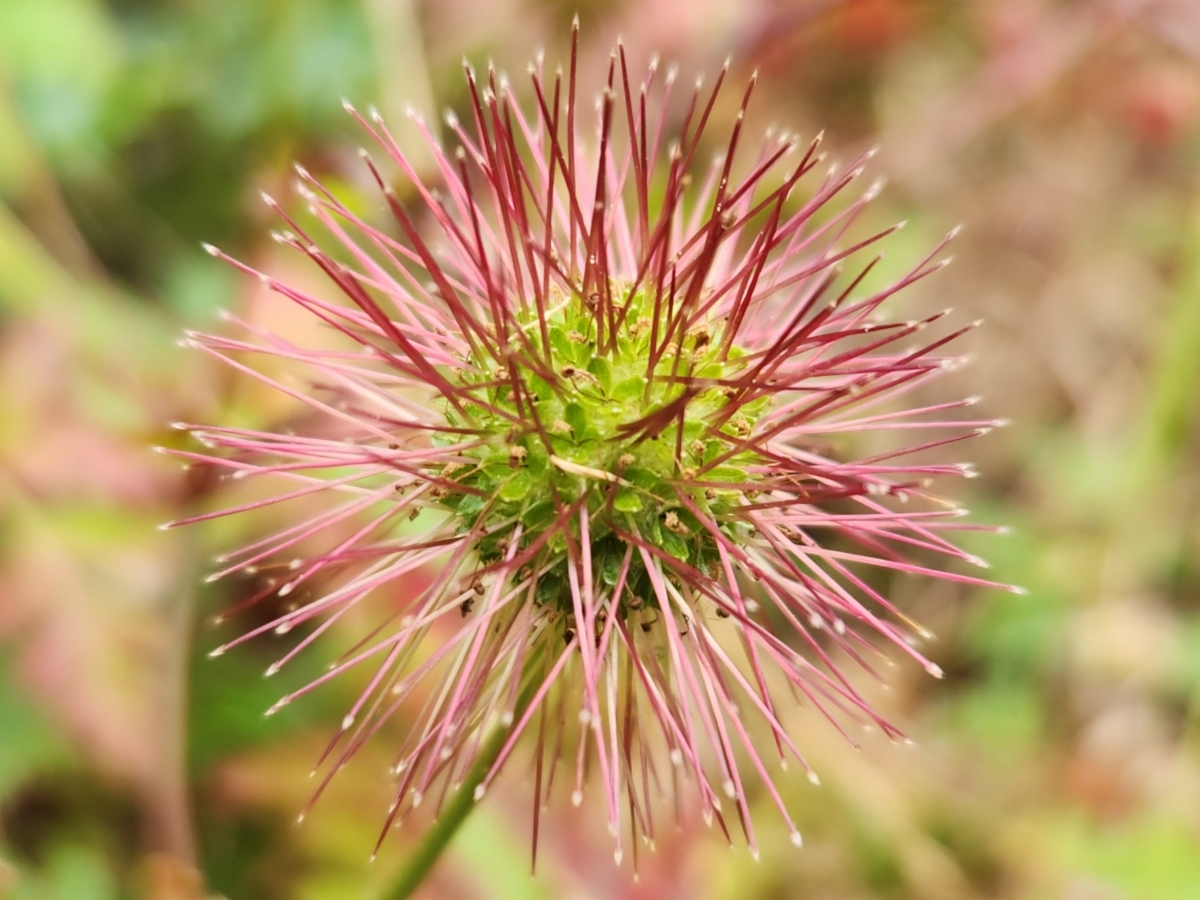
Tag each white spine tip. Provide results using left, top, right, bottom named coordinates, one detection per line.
left=750, top=848, right=761, bottom=862
left=201, top=242, right=219, bottom=256
left=926, top=663, right=945, bottom=679
left=341, top=97, right=355, bottom=112
left=723, top=780, right=737, bottom=799
left=208, top=647, right=226, bottom=658
left=411, top=791, right=422, bottom=808
left=297, top=812, right=306, bottom=824
left=578, top=709, right=592, bottom=725
left=614, top=849, right=623, bottom=865
left=342, top=714, right=355, bottom=731
left=669, top=749, right=683, bottom=766
left=1009, top=584, right=1029, bottom=595
left=500, top=711, right=514, bottom=727
left=265, top=662, right=281, bottom=678
left=571, top=790, right=583, bottom=807
left=948, top=224, right=964, bottom=239
left=807, top=771, right=821, bottom=786
left=790, top=831, right=804, bottom=848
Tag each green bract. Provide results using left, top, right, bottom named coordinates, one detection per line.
left=436, top=288, right=769, bottom=616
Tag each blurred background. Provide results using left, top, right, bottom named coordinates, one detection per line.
left=2, top=0, right=1199, bottom=898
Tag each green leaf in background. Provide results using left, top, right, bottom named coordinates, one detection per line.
left=0, top=0, right=121, bottom=163
left=8, top=845, right=119, bottom=900
left=0, top=655, right=71, bottom=803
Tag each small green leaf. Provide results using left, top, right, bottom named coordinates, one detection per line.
left=564, top=402, right=588, bottom=437
left=499, top=470, right=533, bottom=502
left=623, top=466, right=660, bottom=490
left=537, top=574, right=563, bottom=605
left=524, top=499, right=556, bottom=529
left=612, top=377, right=644, bottom=402
left=549, top=328, right=577, bottom=363
left=458, top=494, right=486, bottom=518
left=528, top=373, right=554, bottom=402
left=525, top=451, right=547, bottom=477
left=613, top=487, right=643, bottom=513
left=660, top=529, right=690, bottom=561
left=706, top=467, right=748, bottom=484
left=587, top=356, right=612, bottom=393
left=600, top=552, right=623, bottom=586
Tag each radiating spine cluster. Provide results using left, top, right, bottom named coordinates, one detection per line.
left=165, top=25, right=1015, bottom=865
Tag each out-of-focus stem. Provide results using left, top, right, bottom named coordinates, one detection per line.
left=379, top=695, right=530, bottom=900
left=156, top=528, right=202, bottom=865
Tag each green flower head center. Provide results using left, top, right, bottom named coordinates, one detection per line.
left=436, top=286, right=770, bottom=618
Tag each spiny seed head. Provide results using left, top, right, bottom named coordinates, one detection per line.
left=173, top=31, right=1012, bottom=866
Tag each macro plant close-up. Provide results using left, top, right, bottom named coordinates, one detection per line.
left=2, top=3, right=1200, bottom=900
left=169, top=26, right=1015, bottom=882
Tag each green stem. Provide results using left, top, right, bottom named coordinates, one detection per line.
left=379, top=695, right=531, bottom=900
